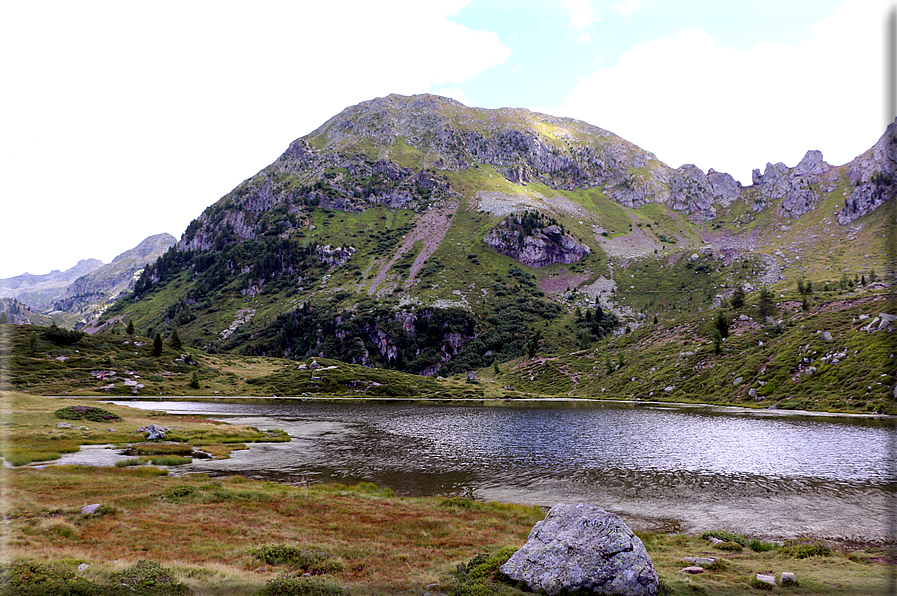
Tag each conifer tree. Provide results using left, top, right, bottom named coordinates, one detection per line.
left=126, top=320, right=135, bottom=335
left=152, top=332, right=163, bottom=357
left=169, top=329, right=182, bottom=350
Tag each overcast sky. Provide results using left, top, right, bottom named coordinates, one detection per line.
left=1, top=0, right=892, bottom=278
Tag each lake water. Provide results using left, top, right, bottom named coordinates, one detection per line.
left=112, top=399, right=896, bottom=543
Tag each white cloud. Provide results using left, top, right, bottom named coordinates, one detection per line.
left=562, top=0, right=595, bottom=31
left=0, top=0, right=510, bottom=277
left=578, top=33, right=593, bottom=43
left=613, top=0, right=640, bottom=18
left=436, top=86, right=472, bottom=106
left=543, top=0, right=889, bottom=184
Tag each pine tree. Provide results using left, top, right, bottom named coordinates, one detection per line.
left=493, top=359, right=500, bottom=374
left=152, top=332, right=163, bottom=357
left=189, top=372, right=200, bottom=389
left=731, top=287, right=745, bottom=309
left=713, top=311, right=730, bottom=339
left=711, top=328, right=722, bottom=354
left=169, top=329, right=182, bottom=350
left=757, top=288, right=775, bottom=319
left=126, top=320, right=135, bottom=335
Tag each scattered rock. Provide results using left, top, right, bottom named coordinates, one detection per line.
left=679, top=566, right=704, bottom=574
left=756, top=574, right=776, bottom=586
left=780, top=572, right=798, bottom=586
left=77, top=563, right=90, bottom=572
left=748, top=388, right=757, bottom=399
left=57, top=422, right=73, bottom=429
left=467, top=371, right=477, bottom=381
left=682, top=557, right=717, bottom=566
left=500, top=503, right=659, bottom=596
left=81, top=504, right=101, bottom=515
left=136, top=424, right=169, bottom=440
left=821, top=331, right=833, bottom=341
left=733, top=376, right=743, bottom=387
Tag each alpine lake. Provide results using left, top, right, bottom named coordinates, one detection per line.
left=108, top=398, right=895, bottom=545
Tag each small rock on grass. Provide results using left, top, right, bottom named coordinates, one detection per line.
left=756, top=573, right=776, bottom=586
left=683, top=557, right=717, bottom=566
left=680, top=566, right=704, bottom=574
left=781, top=572, right=798, bottom=585
left=81, top=504, right=101, bottom=515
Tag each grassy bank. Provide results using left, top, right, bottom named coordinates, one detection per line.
left=0, top=392, right=893, bottom=595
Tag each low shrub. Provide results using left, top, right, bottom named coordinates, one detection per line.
left=749, top=539, right=779, bottom=552
left=441, top=496, right=479, bottom=510
left=0, top=560, right=96, bottom=596
left=54, top=406, right=122, bottom=423
left=451, top=547, right=518, bottom=594
left=717, top=541, right=744, bottom=552
left=110, top=560, right=189, bottom=595
left=749, top=578, right=774, bottom=591
left=779, top=539, right=832, bottom=558
left=260, top=574, right=346, bottom=596
left=249, top=545, right=343, bottom=574
left=701, top=530, right=748, bottom=546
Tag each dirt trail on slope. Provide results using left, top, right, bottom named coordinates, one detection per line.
left=366, top=201, right=458, bottom=296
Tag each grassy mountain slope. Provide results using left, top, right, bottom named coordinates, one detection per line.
left=90, top=94, right=893, bottom=384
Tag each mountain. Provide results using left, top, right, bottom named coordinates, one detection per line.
left=0, top=259, right=104, bottom=310
left=0, top=233, right=176, bottom=327
left=101, top=94, right=895, bottom=377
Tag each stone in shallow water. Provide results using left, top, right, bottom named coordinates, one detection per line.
left=500, top=503, right=659, bottom=596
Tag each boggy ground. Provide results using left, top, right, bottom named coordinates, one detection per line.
left=0, top=392, right=893, bottom=595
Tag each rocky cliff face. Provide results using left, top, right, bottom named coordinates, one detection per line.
left=666, top=165, right=742, bottom=220
left=484, top=217, right=590, bottom=268
left=837, top=119, right=897, bottom=225
left=748, top=150, right=840, bottom=218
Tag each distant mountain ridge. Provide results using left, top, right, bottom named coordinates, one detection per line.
left=0, top=259, right=104, bottom=309
left=0, top=233, right=176, bottom=326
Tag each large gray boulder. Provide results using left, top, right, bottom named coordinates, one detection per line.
left=500, top=503, right=659, bottom=595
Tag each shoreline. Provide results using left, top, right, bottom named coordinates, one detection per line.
left=54, top=393, right=895, bottom=422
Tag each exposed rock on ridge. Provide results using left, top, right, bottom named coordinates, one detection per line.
left=837, top=118, right=897, bottom=225
left=484, top=216, right=590, bottom=268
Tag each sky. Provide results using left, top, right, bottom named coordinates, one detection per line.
left=1, top=0, right=892, bottom=279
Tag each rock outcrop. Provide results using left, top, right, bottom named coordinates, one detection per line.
left=484, top=218, right=589, bottom=268
left=837, top=119, right=897, bottom=225
left=667, top=164, right=741, bottom=220
left=749, top=150, right=840, bottom=218
left=500, top=503, right=659, bottom=596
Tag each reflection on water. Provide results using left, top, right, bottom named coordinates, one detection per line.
left=112, top=400, right=895, bottom=542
